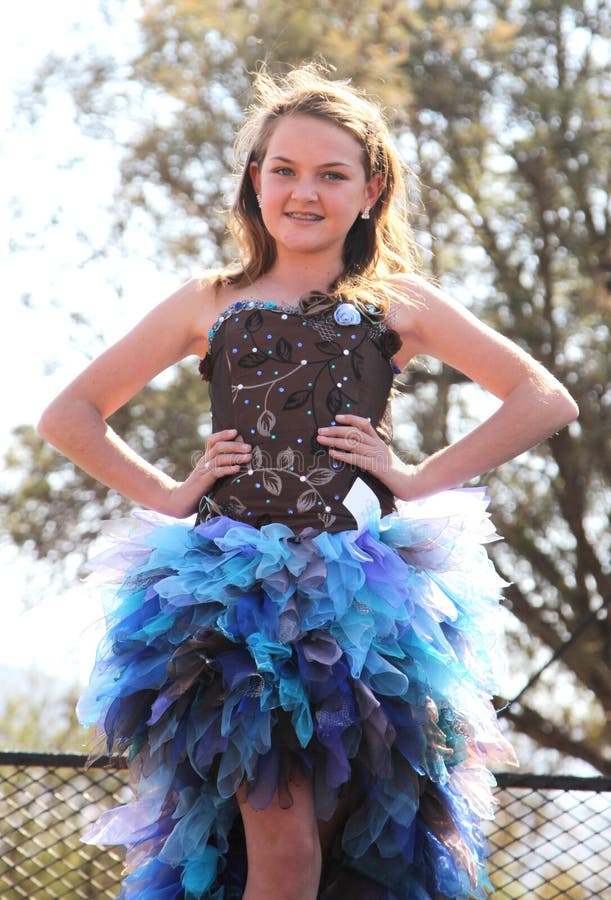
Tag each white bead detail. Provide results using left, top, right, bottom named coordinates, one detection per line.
left=343, top=349, right=349, bottom=355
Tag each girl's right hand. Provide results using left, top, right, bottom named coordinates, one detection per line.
left=163, top=428, right=251, bottom=518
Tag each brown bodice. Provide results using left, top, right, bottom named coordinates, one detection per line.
left=198, top=299, right=401, bottom=532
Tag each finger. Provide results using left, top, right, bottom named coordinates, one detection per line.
left=317, top=434, right=372, bottom=452
left=209, top=452, right=251, bottom=469
left=335, top=414, right=377, bottom=437
left=327, top=447, right=371, bottom=467
left=335, top=413, right=373, bottom=428
left=207, top=428, right=238, bottom=446
left=210, top=440, right=252, bottom=455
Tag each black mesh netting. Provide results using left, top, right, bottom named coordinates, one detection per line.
left=1, top=754, right=609, bottom=898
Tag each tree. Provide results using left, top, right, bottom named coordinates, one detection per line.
left=4, top=0, right=610, bottom=770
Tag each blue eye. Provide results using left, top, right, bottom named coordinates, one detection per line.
left=324, top=172, right=346, bottom=181
left=273, top=167, right=293, bottom=176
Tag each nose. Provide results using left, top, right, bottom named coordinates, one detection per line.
left=291, top=179, right=318, bottom=202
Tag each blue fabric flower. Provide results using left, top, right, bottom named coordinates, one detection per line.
left=333, top=302, right=361, bottom=326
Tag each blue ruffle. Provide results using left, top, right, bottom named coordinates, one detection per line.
left=78, top=488, right=516, bottom=899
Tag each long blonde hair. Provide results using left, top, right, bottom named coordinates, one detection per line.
left=215, top=64, right=422, bottom=315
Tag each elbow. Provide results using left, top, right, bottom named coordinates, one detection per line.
left=37, top=396, right=81, bottom=449
left=37, top=401, right=64, bottom=447
left=550, top=387, right=579, bottom=431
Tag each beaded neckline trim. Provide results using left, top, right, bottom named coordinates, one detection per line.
left=207, top=299, right=326, bottom=343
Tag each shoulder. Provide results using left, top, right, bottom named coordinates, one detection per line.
left=176, top=271, right=246, bottom=357
left=384, top=272, right=482, bottom=333
left=382, top=272, right=456, bottom=359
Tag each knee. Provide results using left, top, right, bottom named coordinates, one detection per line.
left=247, top=819, right=321, bottom=897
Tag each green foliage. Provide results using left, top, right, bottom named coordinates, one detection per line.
left=1, top=363, right=209, bottom=565
left=0, top=671, right=88, bottom=753
left=6, top=0, right=611, bottom=770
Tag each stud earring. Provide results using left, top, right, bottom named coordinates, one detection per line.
left=361, top=206, right=371, bottom=220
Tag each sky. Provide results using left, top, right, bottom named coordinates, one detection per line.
left=0, top=0, right=178, bottom=687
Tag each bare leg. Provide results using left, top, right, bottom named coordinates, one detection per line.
left=240, top=778, right=322, bottom=900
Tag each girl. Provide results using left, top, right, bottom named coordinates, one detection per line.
left=39, top=66, right=577, bottom=900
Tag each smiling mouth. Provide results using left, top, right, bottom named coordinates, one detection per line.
left=285, top=212, right=324, bottom=221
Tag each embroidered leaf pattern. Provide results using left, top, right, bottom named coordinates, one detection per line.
left=326, top=386, right=343, bottom=416
left=276, top=337, right=293, bottom=361
left=321, top=512, right=337, bottom=528
left=296, top=489, right=318, bottom=512
left=245, top=310, right=263, bottom=332
left=228, top=495, right=248, bottom=516
left=277, top=448, right=295, bottom=469
left=262, top=470, right=282, bottom=496
left=239, top=349, right=269, bottom=367
left=308, top=468, right=335, bottom=486
left=315, top=340, right=342, bottom=355
left=257, top=409, right=276, bottom=436
left=283, top=389, right=311, bottom=410
left=251, top=446, right=263, bottom=468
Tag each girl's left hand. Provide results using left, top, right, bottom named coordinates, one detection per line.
left=317, top=413, right=417, bottom=496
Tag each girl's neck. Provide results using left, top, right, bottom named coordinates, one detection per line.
left=256, top=256, right=344, bottom=302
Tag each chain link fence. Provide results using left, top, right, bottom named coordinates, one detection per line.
left=1, top=752, right=609, bottom=898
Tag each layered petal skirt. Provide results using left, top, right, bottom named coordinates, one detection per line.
left=77, top=488, right=516, bottom=899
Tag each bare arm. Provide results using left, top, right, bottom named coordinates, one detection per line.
left=317, top=276, right=578, bottom=500
left=37, top=278, right=252, bottom=517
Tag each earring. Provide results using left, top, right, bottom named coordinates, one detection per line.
left=361, top=206, right=371, bottom=220
left=256, top=194, right=262, bottom=207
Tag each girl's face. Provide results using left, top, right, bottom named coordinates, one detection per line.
left=250, top=114, right=381, bottom=264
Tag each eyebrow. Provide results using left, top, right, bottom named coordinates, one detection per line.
left=269, top=156, right=354, bottom=168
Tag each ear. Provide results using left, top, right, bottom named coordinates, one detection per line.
left=365, top=172, right=383, bottom=208
left=249, top=160, right=261, bottom=195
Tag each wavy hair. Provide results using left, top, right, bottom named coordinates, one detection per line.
left=215, top=64, right=423, bottom=315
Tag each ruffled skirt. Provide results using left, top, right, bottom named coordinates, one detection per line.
left=77, top=488, right=516, bottom=899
